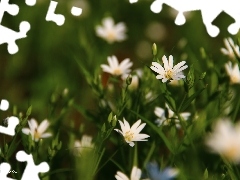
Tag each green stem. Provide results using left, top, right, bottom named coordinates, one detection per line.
left=143, top=141, right=156, bottom=168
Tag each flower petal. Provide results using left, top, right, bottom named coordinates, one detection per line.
left=38, top=119, right=50, bottom=134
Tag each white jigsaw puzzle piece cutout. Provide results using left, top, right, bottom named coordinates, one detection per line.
left=0, top=0, right=32, bottom=54
left=46, top=1, right=65, bottom=26
left=0, top=0, right=19, bottom=22
left=16, top=151, right=50, bottom=180
left=0, top=22, right=30, bottom=54
left=150, top=0, right=240, bottom=37
left=71, top=6, right=82, bottom=16
left=0, top=162, right=16, bottom=180
left=0, top=116, right=19, bottom=136
left=0, top=99, right=9, bottom=111
left=25, top=0, right=37, bottom=6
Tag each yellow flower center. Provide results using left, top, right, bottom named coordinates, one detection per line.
left=34, top=128, right=41, bottom=140
left=124, top=131, right=134, bottom=142
left=231, top=75, right=240, bottom=84
left=107, top=31, right=116, bottom=43
left=113, top=68, right=122, bottom=75
left=165, top=70, right=173, bottom=79
left=223, top=146, right=239, bottom=161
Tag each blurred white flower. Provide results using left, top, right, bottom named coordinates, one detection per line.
left=145, top=91, right=157, bottom=103
left=96, top=17, right=127, bottom=44
left=154, top=105, right=190, bottom=128
left=150, top=55, right=188, bottom=83
left=146, top=162, right=179, bottom=180
left=22, top=119, right=52, bottom=142
left=205, top=119, right=240, bottom=163
left=114, top=118, right=150, bottom=147
left=221, top=37, right=240, bottom=59
left=74, top=135, right=94, bottom=156
left=115, top=166, right=142, bottom=180
left=225, top=61, right=240, bottom=84
left=101, top=55, right=133, bottom=77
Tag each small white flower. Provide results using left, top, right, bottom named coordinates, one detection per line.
left=205, top=119, right=240, bottom=163
left=22, top=118, right=52, bottom=142
left=115, top=166, right=142, bottom=180
left=101, top=55, right=133, bottom=77
left=150, top=55, right=188, bottom=83
left=114, top=118, right=150, bottom=147
left=225, top=61, right=240, bottom=84
left=96, top=17, right=127, bottom=44
left=221, top=37, right=240, bottom=59
left=73, top=135, right=94, bottom=156
left=154, top=105, right=190, bottom=128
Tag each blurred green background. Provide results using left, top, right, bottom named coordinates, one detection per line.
left=0, top=0, right=240, bottom=179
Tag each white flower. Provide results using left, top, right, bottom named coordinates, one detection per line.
left=114, top=118, right=150, bottom=147
left=221, top=37, right=240, bottom=59
left=73, top=135, right=94, bottom=156
left=150, top=55, right=188, bottom=83
left=101, top=55, right=133, bottom=77
left=154, top=105, right=190, bottom=128
left=22, top=118, right=52, bottom=142
left=96, top=17, right=127, bottom=44
left=115, top=166, right=142, bottom=180
left=205, top=119, right=240, bottom=163
left=225, top=61, right=240, bottom=84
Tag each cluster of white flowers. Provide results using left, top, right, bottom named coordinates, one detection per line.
left=154, top=104, right=191, bottom=128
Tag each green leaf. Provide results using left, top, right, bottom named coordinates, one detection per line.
left=26, top=106, right=32, bottom=116
left=163, top=93, right=176, bottom=112
left=203, top=168, right=208, bottom=179
left=179, top=87, right=206, bottom=112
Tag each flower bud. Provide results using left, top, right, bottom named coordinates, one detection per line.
left=126, top=74, right=132, bottom=85
left=152, top=43, right=157, bottom=56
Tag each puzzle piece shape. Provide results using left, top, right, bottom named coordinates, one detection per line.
left=16, top=151, right=49, bottom=180
left=0, top=116, right=19, bottom=136
left=0, top=162, right=16, bottom=180
left=46, top=1, right=65, bottom=26
left=0, top=0, right=32, bottom=54
left=0, top=0, right=19, bottom=23
left=25, top=0, right=37, bottom=6
left=150, top=0, right=240, bottom=37
left=0, top=21, right=30, bottom=54
left=0, top=99, right=9, bottom=111
left=71, top=6, right=82, bottom=16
